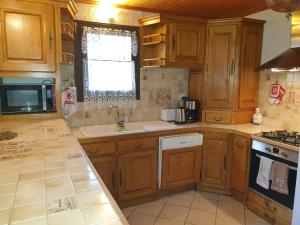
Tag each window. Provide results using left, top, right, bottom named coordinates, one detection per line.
left=75, top=21, right=140, bottom=102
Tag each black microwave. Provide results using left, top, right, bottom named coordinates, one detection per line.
left=0, top=84, right=56, bottom=114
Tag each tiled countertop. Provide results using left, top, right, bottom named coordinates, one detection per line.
left=0, top=119, right=129, bottom=225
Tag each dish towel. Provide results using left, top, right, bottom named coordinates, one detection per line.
left=271, top=161, right=289, bottom=195
left=256, top=156, right=273, bottom=189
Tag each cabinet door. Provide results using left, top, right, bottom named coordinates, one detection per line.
left=202, top=132, right=229, bottom=189
left=0, top=0, right=56, bottom=72
left=162, top=146, right=201, bottom=190
left=118, top=150, right=157, bottom=201
left=231, top=135, right=250, bottom=196
left=205, top=24, right=237, bottom=109
left=238, top=24, right=263, bottom=109
left=91, top=156, right=116, bottom=197
left=170, top=23, right=205, bottom=64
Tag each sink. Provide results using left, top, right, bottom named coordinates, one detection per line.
left=79, top=121, right=179, bottom=137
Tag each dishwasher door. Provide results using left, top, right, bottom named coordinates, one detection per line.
left=158, top=133, right=203, bottom=189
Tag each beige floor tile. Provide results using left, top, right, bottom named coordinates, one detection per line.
left=216, top=214, right=245, bottom=225
left=156, top=196, right=169, bottom=204
left=128, top=211, right=157, bottom=225
left=80, top=205, right=120, bottom=225
left=0, top=195, right=14, bottom=210
left=46, top=176, right=71, bottom=188
left=18, top=171, right=45, bottom=183
left=219, top=195, right=239, bottom=203
left=196, top=191, right=219, bottom=200
left=45, top=161, right=66, bottom=170
left=246, top=221, right=271, bottom=225
left=16, top=179, right=45, bottom=194
left=76, top=191, right=109, bottom=208
left=122, top=206, right=137, bottom=212
left=122, top=208, right=133, bottom=218
left=0, top=184, right=17, bottom=195
left=47, top=209, right=84, bottom=225
left=186, top=209, right=216, bottom=225
left=167, top=190, right=195, bottom=207
left=245, top=209, right=269, bottom=224
left=0, top=208, right=11, bottom=225
left=217, top=201, right=245, bottom=219
left=0, top=174, right=19, bottom=185
left=45, top=168, right=68, bottom=178
left=73, top=180, right=101, bottom=194
left=135, top=201, right=165, bottom=216
left=46, top=184, right=74, bottom=200
left=191, top=196, right=218, bottom=213
left=160, top=204, right=189, bottom=222
left=10, top=217, right=47, bottom=225
left=0, top=166, right=20, bottom=175
left=154, top=218, right=184, bottom=225
left=10, top=202, right=46, bottom=223
left=14, top=189, right=45, bottom=206
left=20, top=164, right=44, bottom=173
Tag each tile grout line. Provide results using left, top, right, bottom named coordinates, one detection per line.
left=153, top=195, right=169, bottom=224
left=183, top=189, right=196, bottom=225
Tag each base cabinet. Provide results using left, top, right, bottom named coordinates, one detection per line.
left=118, top=150, right=157, bottom=201
left=200, top=131, right=231, bottom=194
left=162, top=146, right=201, bottom=190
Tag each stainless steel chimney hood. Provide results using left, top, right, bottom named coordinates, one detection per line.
left=258, top=10, right=300, bottom=72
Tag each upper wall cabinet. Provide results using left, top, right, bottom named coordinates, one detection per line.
left=138, top=14, right=206, bottom=70
left=202, top=18, right=264, bottom=124
left=0, top=0, right=56, bottom=72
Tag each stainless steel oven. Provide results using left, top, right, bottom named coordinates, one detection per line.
left=0, top=84, right=56, bottom=114
left=249, top=140, right=298, bottom=209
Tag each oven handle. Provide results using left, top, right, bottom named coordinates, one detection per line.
left=255, top=154, right=298, bottom=171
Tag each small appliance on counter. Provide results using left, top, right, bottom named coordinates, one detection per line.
left=160, top=108, right=176, bottom=122
left=185, top=99, right=200, bottom=123
left=175, top=107, right=186, bottom=124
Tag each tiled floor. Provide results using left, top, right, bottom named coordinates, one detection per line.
left=122, top=189, right=271, bottom=225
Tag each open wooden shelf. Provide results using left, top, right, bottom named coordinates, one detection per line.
left=142, top=33, right=166, bottom=46
left=143, top=58, right=166, bottom=68
left=61, top=22, right=74, bottom=41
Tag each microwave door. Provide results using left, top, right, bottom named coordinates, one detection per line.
left=4, top=85, right=43, bottom=113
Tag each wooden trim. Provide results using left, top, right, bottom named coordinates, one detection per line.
left=74, top=20, right=140, bottom=102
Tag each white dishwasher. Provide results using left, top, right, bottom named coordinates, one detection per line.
left=158, top=133, right=203, bottom=189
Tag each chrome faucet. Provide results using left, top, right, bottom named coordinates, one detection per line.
left=109, top=105, right=125, bottom=128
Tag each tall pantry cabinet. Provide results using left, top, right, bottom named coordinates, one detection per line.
left=202, top=18, right=265, bottom=124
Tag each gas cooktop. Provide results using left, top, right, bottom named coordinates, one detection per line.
left=257, top=130, right=300, bottom=147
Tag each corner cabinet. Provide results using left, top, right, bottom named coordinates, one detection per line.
left=202, top=18, right=265, bottom=124
left=138, top=14, right=206, bottom=70
left=199, top=131, right=232, bottom=194
left=0, top=0, right=56, bottom=72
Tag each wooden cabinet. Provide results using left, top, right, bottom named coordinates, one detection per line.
left=200, top=131, right=231, bottom=194
left=202, top=18, right=264, bottom=124
left=138, top=14, right=206, bottom=70
left=0, top=0, right=56, bottom=72
left=230, top=135, right=250, bottom=201
left=91, top=156, right=117, bottom=197
left=162, top=146, right=201, bottom=190
left=118, top=150, right=157, bottom=201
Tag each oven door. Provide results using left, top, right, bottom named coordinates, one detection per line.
left=249, top=149, right=298, bottom=209
left=0, top=85, right=44, bottom=114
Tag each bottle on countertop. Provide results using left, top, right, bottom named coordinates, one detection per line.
left=253, top=108, right=263, bottom=125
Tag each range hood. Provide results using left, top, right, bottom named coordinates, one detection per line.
left=258, top=11, right=300, bottom=72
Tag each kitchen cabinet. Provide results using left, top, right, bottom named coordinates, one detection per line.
left=202, top=18, right=264, bottom=124
left=138, top=14, right=206, bottom=70
left=200, top=131, right=232, bottom=194
left=118, top=150, right=157, bottom=201
left=162, top=146, right=201, bottom=190
left=91, top=156, right=117, bottom=197
left=230, top=135, right=250, bottom=201
left=0, top=0, right=56, bottom=72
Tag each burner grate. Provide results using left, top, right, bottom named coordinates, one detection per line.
left=261, top=130, right=300, bottom=147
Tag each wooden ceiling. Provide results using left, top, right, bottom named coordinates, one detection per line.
left=76, top=0, right=268, bottom=18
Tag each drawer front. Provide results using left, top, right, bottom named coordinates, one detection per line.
left=204, top=111, right=232, bottom=124
left=118, top=137, right=157, bottom=152
left=83, top=142, right=116, bottom=156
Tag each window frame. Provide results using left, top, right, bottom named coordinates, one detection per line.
left=74, top=20, right=140, bottom=102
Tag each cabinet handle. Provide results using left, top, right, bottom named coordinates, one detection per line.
left=214, top=117, right=223, bottom=122
left=172, top=35, right=176, bottom=51
left=119, top=170, right=122, bottom=187
left=224, top=154, right=227, bottom=170
left=231, top=60, right=235, bottom=76
left=49, top=30, right=53, bottom=50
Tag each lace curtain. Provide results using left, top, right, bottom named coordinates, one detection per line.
left=81, top=26, right=138, bottom=104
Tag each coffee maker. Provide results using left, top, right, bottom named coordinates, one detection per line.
left=185, top=99, right=200, bottom=123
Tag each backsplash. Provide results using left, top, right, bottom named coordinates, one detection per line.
left=258, top=72, right=300, bottom=131
left=68, top=68, right=188, bottom=127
